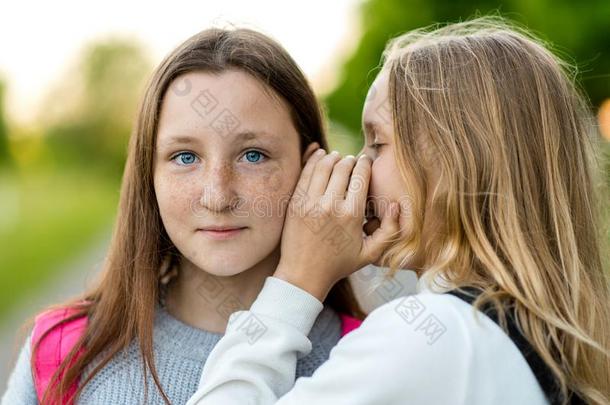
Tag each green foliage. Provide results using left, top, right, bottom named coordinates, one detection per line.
left=325, top=0, right=610, bottom=137
left=0, top=79, right=11, bottom=168
left=0, top=38, right=149, bottom=319
left=42, top=38, right=152, bottom=177
left=0, top=167, right=119, bottom=322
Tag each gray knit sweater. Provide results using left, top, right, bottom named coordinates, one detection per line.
left=1, top=304, right=342, bottom=404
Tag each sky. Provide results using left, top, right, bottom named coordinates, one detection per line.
left=0, top=0, right=361, bottom=125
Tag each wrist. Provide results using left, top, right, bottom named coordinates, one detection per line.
left=247, top=277, right=324, bottom=335
left=273, top=265, right=333, bottom=302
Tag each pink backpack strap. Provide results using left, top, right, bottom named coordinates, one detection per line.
left=339, top=313, right=362, bottom=337
left=31, top=306, right=88, bottom=404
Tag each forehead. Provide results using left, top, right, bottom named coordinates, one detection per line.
left=362, top=70, right=391, bottom=133
left=157, top=70, right=293, bottom=142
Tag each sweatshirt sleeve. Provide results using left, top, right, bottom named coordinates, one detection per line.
left=187, top=276, right=548, bottom=405
left=186, top=276, right=323, bottom=405
left=186, top=276, right=465, bottom=405
left=1, top=333, right=38, bottom=405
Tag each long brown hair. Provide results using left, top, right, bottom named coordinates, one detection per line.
left=378, top=16, right=610, bottom=404
left=32, top=27, right=364, bottom=404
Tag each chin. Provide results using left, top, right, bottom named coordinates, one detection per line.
left=194, top=247, right=275, bottom=277
left=194, top=258, right=252, bottom=277
left=180, top=233, right=280, bottom=277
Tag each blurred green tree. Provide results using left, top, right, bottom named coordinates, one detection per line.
left=0, top=78, right=11, bottom=168
left=41, top=38, right=152, bottom=176
left=325, top=0, right=610, bottom=139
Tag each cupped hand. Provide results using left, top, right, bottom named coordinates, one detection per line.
left=274, top=143, right=400, bottom=301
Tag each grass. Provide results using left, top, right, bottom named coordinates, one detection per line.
left=0, top=166, right=119, bottom=322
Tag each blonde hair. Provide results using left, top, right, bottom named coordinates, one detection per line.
left=379, top=16, right=610, bottom=404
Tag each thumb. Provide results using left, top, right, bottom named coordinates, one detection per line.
left=361, top=202, right=400, bottom=264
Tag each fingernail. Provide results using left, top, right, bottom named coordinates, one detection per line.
left=345, top=155, right=355, bottom=160
left=315, top=149, right=326, bottom=156
left=330, top=150, right=340, bottom=156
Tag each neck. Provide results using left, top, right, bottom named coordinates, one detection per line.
left=164, top=248, right=280, bottom=334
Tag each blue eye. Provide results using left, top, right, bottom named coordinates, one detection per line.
left=242, top=150, right=266, bottom=163
left=172, top=152, right=199, bottom=166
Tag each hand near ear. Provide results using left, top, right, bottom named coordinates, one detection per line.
left=301, top=142, right=321, bottom=167
left=277, top=143, right=401, bottom=301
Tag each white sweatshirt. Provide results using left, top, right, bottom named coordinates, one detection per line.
left=187, top=275, right=549, bottom=405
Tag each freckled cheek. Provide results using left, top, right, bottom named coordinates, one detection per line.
left=370, top=156, right=408, bottom=222
left=234, top=166, right=297, bottom=219
left=378, top=158, right=414, bottom=235
left=367, top=160, right=412, bottom=236
left=155, top=174, right=202, bottom=223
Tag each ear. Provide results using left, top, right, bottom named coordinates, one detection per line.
left=301, top=142, right=321, bottom=168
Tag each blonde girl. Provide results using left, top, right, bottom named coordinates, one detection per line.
left=187, top=16, right=610, bottom=405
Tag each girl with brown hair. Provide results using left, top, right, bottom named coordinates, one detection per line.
left=1, top=27, right=364, bottom=405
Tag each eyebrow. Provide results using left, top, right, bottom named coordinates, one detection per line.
left=159, top=130, right=277, bottom=147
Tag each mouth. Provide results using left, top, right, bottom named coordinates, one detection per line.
left=196, top=226, right=248, bottom=240
left=364, top=199, right=381, bottom=236
left=365, top=198, right=379, bottom=221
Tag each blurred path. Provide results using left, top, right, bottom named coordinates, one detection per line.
left=0, top=228, right=111, bottom=393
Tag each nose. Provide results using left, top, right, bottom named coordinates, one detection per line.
left=198, top=160, right=239, bottom=213
left=356, top=146, right=373, bottom=161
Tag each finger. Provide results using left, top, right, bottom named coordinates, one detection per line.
left=361, top=201, right=400, bottom=263
left=293, top=148, right=327, bottom=202
left=324, top=155, right=357, bottom=200
left=308, top=151, right=342, bottom=198
left=346, top=155, right=372, bottom=212
left=302, top=142, right=320, bottom=167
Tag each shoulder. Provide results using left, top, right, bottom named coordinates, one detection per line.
left=31, top=305, right=89, bottom=369
left=329, top=292, right=547, bottom=404
left=332, top=292, right=477, bottom=368
left=1, top=332, right=38, bottom=405
left=358, top=291, right=491, bottom=346
left=360, top=291, right=530, bottom=367
left=32, top=304, right=89, bottom=345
